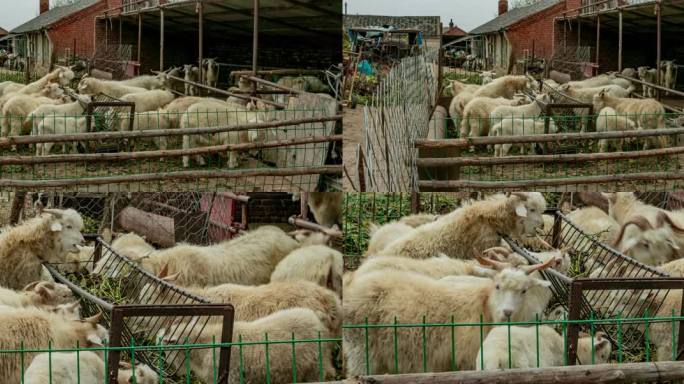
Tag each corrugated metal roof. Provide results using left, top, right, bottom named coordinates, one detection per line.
left=470, top=0, right=560, bottom=35
left=11, top=0, right=100, bottom=34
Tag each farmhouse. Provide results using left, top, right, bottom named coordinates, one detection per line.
left=9, top=0, right=116, bottom=71
left=469, top=0, right=583, bottom=73
left=442, top=19, right=467, bottom=45
left=0, top=27, right=9, bottom=50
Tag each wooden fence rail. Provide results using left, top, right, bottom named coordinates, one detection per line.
left=0, top=115, right=342, bottom=148
left=320, top=361, right=684, bottom=384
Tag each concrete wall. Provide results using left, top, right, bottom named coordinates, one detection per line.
left=343, top=15, right=441, bottom=37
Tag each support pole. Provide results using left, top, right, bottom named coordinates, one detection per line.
left=618, top=10, right=623, bottom=72
left=159, top=8, right=165, bottom=72
left=137, top=13, right=142, bottom=76
left=656, top=0, right=662, bottom=100
left=198, top=2, right=204, bottom=94
left=252, top=0, right=260, bottom=96
left=595, top=15, right=600, bottom=75
left=577, top=18, right=581, bottom=49
left=563, top=18, right=567, bottom=54
left=104, top=17, right=108, bottom=53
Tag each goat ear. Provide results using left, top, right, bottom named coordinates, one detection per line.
left=669, top=239, right=681, bottom=250
left=119, top=361, right=132, bottom=369
left=50, top=221, right=63, bottom=232
left=620, top=237, right=639, bottom=254
left=86, top=334, right=104, bottom=347
left=595, top=339, right=611, bottom=351
left=515, top=203, right=527, bottom=218
left=601, top=192, right=616, bottom=203
left=35, top=285, right=51, bottom=299
left=23, top=281, right=40, bottom=291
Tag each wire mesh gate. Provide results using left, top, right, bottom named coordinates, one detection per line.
left=85, top=93, right=135, bottom=153
left=44, top=235, right=234, bottom=380
left=504, top=210, right=676, bottom=355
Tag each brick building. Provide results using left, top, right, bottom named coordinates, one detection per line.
left=469, top=0, right=581, bottom=72
left=10, top=0, right=120, bottom=71
left=0, top=27, right=8, bottom=50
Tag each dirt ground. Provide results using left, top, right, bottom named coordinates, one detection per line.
left=343, top=106, right=365, bottom=191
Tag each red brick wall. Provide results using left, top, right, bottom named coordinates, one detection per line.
left=46, top=0, right=107, bottom=59
left=506, top=2, right=567, bottom=61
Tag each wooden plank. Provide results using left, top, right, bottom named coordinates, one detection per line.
left=418, top=171, right=684, bottom=190
left=417, top=146, right=684, bottom=167
left=318, top=361, right=684, bottom=384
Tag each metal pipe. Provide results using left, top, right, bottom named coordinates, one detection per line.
left=104, top=17, right=108, bottom=52
left=159, top=8, right=164, bottom=72
left=618, top=10, right=623, bottom=72
left=595, top=15, right=600, bottom=74
left=156, top=72, right=286, bottom=108
left=577, top=17, right=581, bottom=48
left=252, top=0, right=260, bottom=96
left=198, top=2, right=204, bottom=94
left=656, top=0, right=662, bottom=100
left=137, top=13, right=142, bottom=75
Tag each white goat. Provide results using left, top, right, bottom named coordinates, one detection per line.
left=344, top=257, right=557, bottom=375
left=595, top=106, right=637, bottom=152
left=492, top=118, right=557, bottom=157
left=377, top=193, right=547, bottom=260
left=476, top=327, right=611, bottom=369
left=0, top=209, right=85, bottom=289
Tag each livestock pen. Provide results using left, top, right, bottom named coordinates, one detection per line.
left=0, top=0, right=344, bottom=193
left=0, top=81, right=342, bottom=192
left=0, top=191, right=343, bottom=383
left=341, top=192, right=684, bottom=379
left=350, top=44, right=684, bottom=192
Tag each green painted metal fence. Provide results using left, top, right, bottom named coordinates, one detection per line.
left=342, top=314, right=684, bottom=376
left=0, top=335, right=341, bottom=384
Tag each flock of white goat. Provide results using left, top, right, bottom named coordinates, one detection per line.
left=0, top=65, right=330, bottom=169
left=342, top=192, right=684, bottom=376
left=436, top=68, right=673, bottom=156
left=0, top=207, right=156, bottom=383
left=0, top=192, right=344, bottom=383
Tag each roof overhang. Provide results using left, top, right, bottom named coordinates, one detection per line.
left=98, top=0, right=341, bottom=38
left=555, top=1, right=684, bottom=34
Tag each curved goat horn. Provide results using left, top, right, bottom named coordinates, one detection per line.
left=612, top=216, right=653, bottom=247
left=473, top=248, right=509, bottom=271
left=524, top=256, right=558, bottom=275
